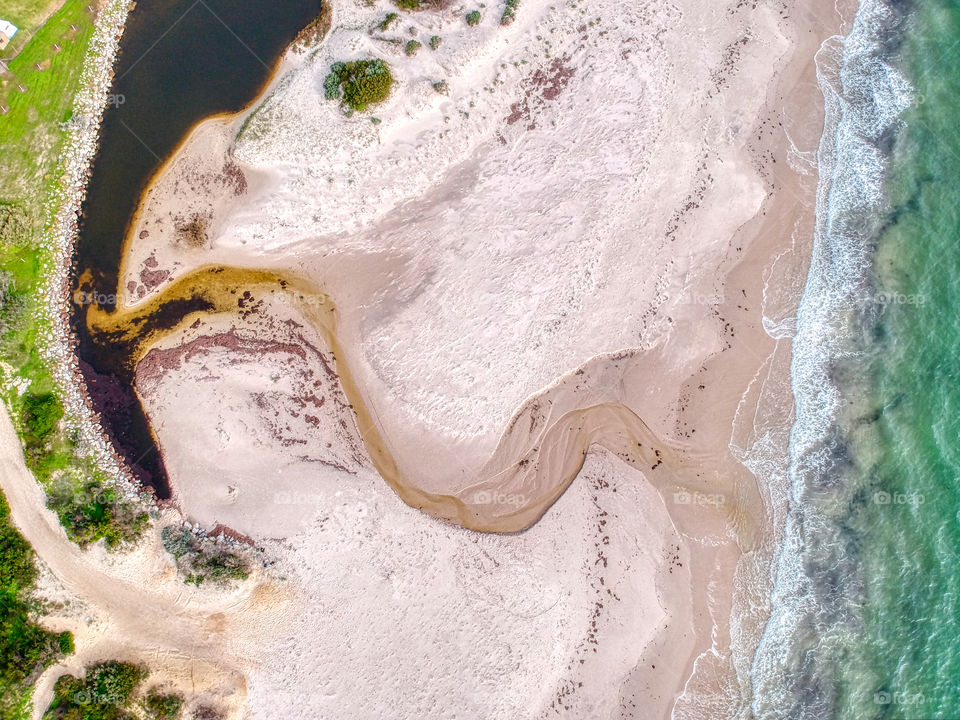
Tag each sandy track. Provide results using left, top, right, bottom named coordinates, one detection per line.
left=0, top=409, right=262, bottom=718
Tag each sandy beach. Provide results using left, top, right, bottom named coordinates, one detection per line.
left=14, top=0, right=853, bottom=716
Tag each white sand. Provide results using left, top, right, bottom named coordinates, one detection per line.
left=0, top=405, right=691, bottom=719
left=16, top=0, right=848, bottom=714
left=122, top=0, right=789, bottom=493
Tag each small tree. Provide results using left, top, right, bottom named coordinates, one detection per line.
left=466, top=10, right=481, bottom=25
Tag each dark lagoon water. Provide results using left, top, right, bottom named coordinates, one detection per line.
left=74, top=0, right=320, bottom=495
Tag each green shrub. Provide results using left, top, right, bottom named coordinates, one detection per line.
left=58, top=632, right=74, bottom=654
left=393, top=0, right=445, bottom=9
left=0, top=490, right=69, bottom=718
left=199, top=552, right=249, bottom=582
left=404, top=40, right=421, bottom=56
left=323, top=59, right=394, bottom=112
left=429, top=35, right=441, bottom=50
left=161, top=525, right=250, bottom=586
left=21, top=392, right=63, bottom=446
left=45, top=661, right=147, bottom=718
left=466, top=10, right=482, bottom=25
left=142, top=689, right=184, bottom=719
left=47, top=480, right=149, bottom=549
left=378, top=12, right=398, bottom=30
left=432, top=80, right=449, bottom=94
left=160, top=525, right=193, bottom=559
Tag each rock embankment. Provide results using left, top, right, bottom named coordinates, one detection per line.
left=39, top=0, right=143, bottom=502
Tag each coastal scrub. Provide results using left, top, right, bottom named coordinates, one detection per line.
left=323, top=59, right=394, bottom=112
left=44, top=661, right=146, bottom=719
left=501, top=0, right=518, bottom=25
left=379, top=12, right=399, bottom=31
left=0, top=491, right=72, bottom=719
left=161, top=525, right=250, bottom=586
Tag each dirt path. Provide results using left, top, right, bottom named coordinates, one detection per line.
left=0, top=407, right=274, bottom=718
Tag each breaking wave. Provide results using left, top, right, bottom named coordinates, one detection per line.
left=749, top=1, right=912, bottom=717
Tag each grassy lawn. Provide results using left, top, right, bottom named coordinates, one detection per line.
left=0, top=0, right=67, bottom=60
left=0, top=0, right=94, bottom=203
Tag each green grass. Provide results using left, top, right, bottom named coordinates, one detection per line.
left=0, top=0, right=150, bottom=550
left=0, top=0, right=95, bottom=205
left=2, top=0, right=61, bottom=30
left=0, top=490, right=72, bottom=720
left=0, top=0, right=66, bottom=60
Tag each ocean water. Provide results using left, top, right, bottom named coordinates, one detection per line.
left=751, top=0, right=960, bottom=718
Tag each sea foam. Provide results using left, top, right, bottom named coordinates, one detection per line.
left=748, top=1, right=911, bottom=717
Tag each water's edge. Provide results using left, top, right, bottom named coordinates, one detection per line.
left=750, top=0, right=911, bottom=717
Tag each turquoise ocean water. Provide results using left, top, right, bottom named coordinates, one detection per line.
left=751, top=0, right=960, bottom=718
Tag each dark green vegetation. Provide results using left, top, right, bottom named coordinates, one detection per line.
left=404, top=39, right=421, bottom=56
left=0, top=2, right=149, bottom=549
left=323, top=59, right=393, bottom=112
left=378, top=12, right=398, bottom=30
left=392, top=0, right=446, bottom=10
left=0, top=490, right=72, bottom=719
left=141, top=689, right=184, bottom=719
left=46, top=480, right=149, bottom=549
left=160, top=526, right=249, bottom=586
left=501, top=0, right=518, bottom=25
left=44, top=661, right=151, bottom=719
left=466, top=9, right=481, bottom=25
left=432, top=80, right=448, bottom=94
left=428, top=34, right=441, bottom=50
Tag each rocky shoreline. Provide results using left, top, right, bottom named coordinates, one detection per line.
left=37, top=0, right=147, bottom=504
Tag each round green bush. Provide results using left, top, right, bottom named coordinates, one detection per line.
left=324, top=59, right=394, bottom=112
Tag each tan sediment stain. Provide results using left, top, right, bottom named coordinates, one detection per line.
left=83, top=264, right=758, bottom=539
left=245, top=582, right=290, bottom=611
